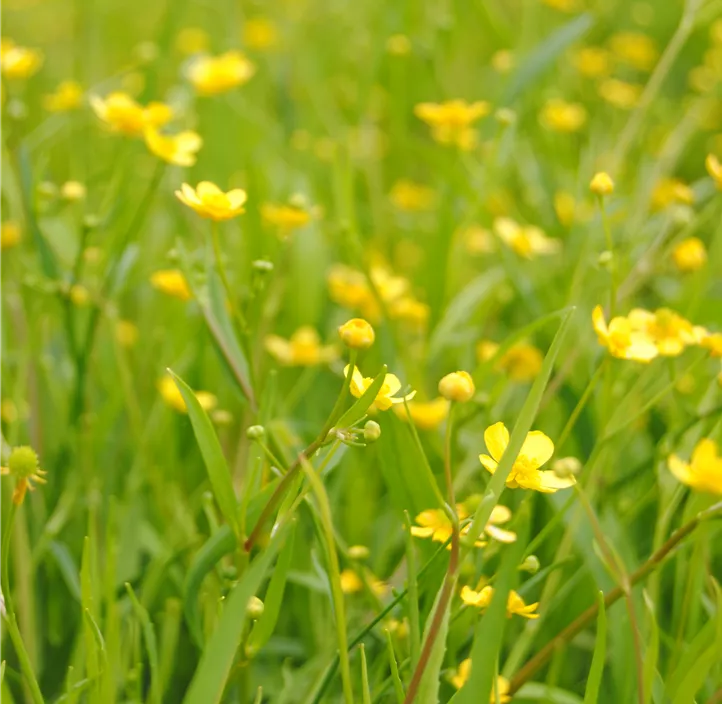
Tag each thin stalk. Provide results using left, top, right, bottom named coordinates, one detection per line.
left=597, top=195, right=617, bottom=318
left=556, top=360, right=607, bottom=451
left=210, top=221, right=248, bottom=337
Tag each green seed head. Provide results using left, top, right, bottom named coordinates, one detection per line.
left=7, top=446, right=39, bottom=479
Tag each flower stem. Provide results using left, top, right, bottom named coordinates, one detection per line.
left=210, top=221, right=248, bottom=338
left=597, top=195, right=617, bottom=319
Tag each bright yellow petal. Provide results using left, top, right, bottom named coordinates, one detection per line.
left=537, top=470, right=576, bottom=492
left=668, top=454, right=693, bottom=485
left=410, top=526, right=434, bottom=538
left=384, top=374, right=402, bottom=396
left=197, top=181, right=223, bottom=198
left=489, top=505, right=511, bottom=524
left=690, top=438, right=718, bottom=467
left=226, top=189, right=248, bottom=209
left=484, top=524, right=517, bottom=543
left=520, top=431, right=554, bottom=469
left=479, top=454, right=498, bottom=475
left=484, top=422, right=510, bottom=462
left=591, top=305, right=608, bottom=338
left=264, top=335, right=293, bottom=364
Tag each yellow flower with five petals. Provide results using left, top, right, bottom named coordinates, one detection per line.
left=175, top=181, right=247, bottom=221
left=187, top=51, right=255, bottom=95
left=414, top=99, right=491, bottom=150
left=344, top=365, right=415, bottom=411
left=90, top=92, right=172, bottom=136
left=461, top=584, right=540, bottom=619
left=592, top=305, right=659, bottom=362
left=145, top=127, right=202, bottom=166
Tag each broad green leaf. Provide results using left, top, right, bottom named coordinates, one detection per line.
left=583, top=592, right=607, bottom=704
left=335, top=364, right=388, bottom=429
left=182, top=521, right=292, bottom=704
left=169, top=370, right=240, bottom=538
left=126, top=584, right=162, bottom=704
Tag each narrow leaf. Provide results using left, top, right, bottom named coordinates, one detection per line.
left=360, top=644, right=371, bottom=704
left=126, top=583, right=162, bottom=704
left=642, top=592, right=659, bottom=704
left=386, top=629, right=406, bottom=704
left=583, top=592, right=607, bottom=704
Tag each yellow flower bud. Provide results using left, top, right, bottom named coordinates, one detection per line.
left=246, top=596, right=264, bottom=619
left=338, top=318, right=375, bottom=350
left=590, top=172, right=614, bottom=196
left=438, top=371, right=475, bottom=403
left=348, top=545, right=370, bottom=561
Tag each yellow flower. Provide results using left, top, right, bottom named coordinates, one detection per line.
left=175, top=27, right=209, bottom=55
left=554, top=191, right=576, bottom=227
left=438, top=371, right=475, bottom=403
left=386, top=34, right=412, bottom=56
left=264, top=327, right=338, bottom=366
left=609, top=31, right=658, bottom=71
left=261, top=201, right=311, bottom=238
left=592, top=305, right=658, bottom=362
left=61, top=181, right=86, bottom=201
left=651, top=178, right=695, bottom=211
left=338, top=318, right=375, bottom=350
left=668, top=439, right=722, bottom=495
left=1, top=445, right=47, bottom=505
left=672, top=237, right=707, bottom=273
left=598, top=78, right=642, bottom=110
left=461, top=584, right=540, bottom=619
left=157, top=375, right=217, bottom=414
left=69, top=285, right=90, bottom=306
left=328, top=264, right=374, bottom=314
left=411, top=504, right=516, bottom=547
left=1, top=221, right=22, bottom=250
left=389, top=179, right=436, bottom=212
left=494, top=217, right=560, bottom=258
left=541, top=0, right=581, bottom=11
left=477, top=340, right=500, bottom=362
left=187, top=51, right=255, bottom=96
left=414, top=100, right=491, bottom=150
left=243, top=17, right=278, bottom=51
left=491, top=50, right=515, bottom=74
left=589, top=172, right=614, bottom=196
left=116, top=320, right=139, bottom=347
left=340, top=569, right=364, bottom=594
left=706, top=154, right=722, bottom=189
left=461, top=225, right=495, bottom=254
left=394, top=397, right=449, bottom=430
left=480, top=422, right=576, bottom=493
left=701, top=332, right=722, bottom=357
left=44, top=80, right=83, bottom=111
left=627, top=308, right=706, bottom=357
left=574, top=46, right=611, bottom=78
left=540, top=99, right=587, bottom=133
left=344, top=365, right=415, bottom=411
left=90, top=92, right=172, bottom=136
left=144, top=127, right=202, bottom=167
left=387, top=296, right=430, bottom=328
left=0, top=39, right=42, bottom=79
left=449, top=660, right=510, bottom=701
left=500, top=342, right=544, bottom=382
left=175, top=182, right=247, bottom=221
left=150, top=269, right=193, bottom=301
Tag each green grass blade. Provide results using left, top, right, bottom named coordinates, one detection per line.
left=125, top=584, right=161, bottom=704
left=642, top=592, right=659, bottom=704
left=385, top=629, right=405, bottom=704
left=335, top=364, right=388, bottom=429
left=583, top=592, right=607, bottom=704
left=360, top=644, right=371, bottom=704
left=80, top=537, right=100, bottom=703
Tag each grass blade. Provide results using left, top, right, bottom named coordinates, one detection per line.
left=125, top=584, right=161, bottom=704
left=583, top=592, right=607, bottom=704
left=385, top=629, right=405, bottom=704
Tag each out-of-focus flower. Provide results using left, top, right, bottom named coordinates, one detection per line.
left=668, top=438, right=722, bottom=495
left=69, top=285, right=90, bottom=306
left=116, top=320, right=139, bottom=347
left=338, top=318, right=375, bottom=350
left=243, top=17, right=278, bottom=51
left=1, top=221, right=22, bottom=250
left=480, top=422, right=576, bottom=493
left=672, top=237, right=707, bottom=272
left=340, top=569, right=363, bottom=594
left=265, top=327, right=338, bottom=365
left=627, top=308, right=706, bottom=357
left=389, top=179, right=436, bottom=212
left=175, top=182, right=247, bottom=220
left=261, top=201, right=311, bottom=238
left=438, top=371, right=475, bottom=403
left=1, top=445, right=47, bottom=505
left=592, top=305, right=659, bottom=362
left=651, top=178, right=694, bottom=211
left=90, top=92, right=172, bottom=136
left=706, top=154, right=722, bottom=189
left=494, top=217, right=560, bottom=258
left=44, top=80, right=83, bottom=111
left=150, top=269, right=193, bottom=301
left=491, top=50, right=514, bottom=74
left=386, top=34, right=411, bottom=56
left=449, top=660, right=510, bottom=701
left=414, top=100, right=491, bottom=150
left=388, top=296, right=430, bottom=328
left=590, top=172, right=614, bottom=196
left=187, top=51, right=255, bottom=95
left=598, top=78, right=642, bottom=110
left=158, top=375, right=216, bottom=413
left=609, top=31, right=658, bottom=71
left=476, top=340, right=543, bottom=381
left=176, top=27, right=209, bottom=55
left=461, top=225, right=495, bottom=254
left=344, top=365, right=415, bottom=411
left=61, top=181, right=86, bottom=201
left=554, top=191, right=576, bottom=227
left=393, top=397, right=449, bottom=430
left=574, top=46, right=611, bottom=78
left=1, top=39, right=42, bottom=79
left=701, top=332, right=722, bottom=358
left=145, top=128, right=202, bottom=166
left=540, top=99, right=587, bottom=133
left=461, top=584, right=540, bottom=619
left=411, top=504, right=516, bottom=547
left=541, top=0, right=581, bottom=11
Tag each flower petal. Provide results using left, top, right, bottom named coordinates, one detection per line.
left=668, top=454, right=693, bottom=485
left=537, top=470, right=576, bottom=492
left=479, top=454, right=498, bottom=475
left=489, top=505, right=512, bottom=524
left=485, top=524, right=517, bottom=544
left=520, top=431, right=554, bottom=469
left=484, top=422, right=510, bottom=462
left=383, top=373, right=402, bottom=396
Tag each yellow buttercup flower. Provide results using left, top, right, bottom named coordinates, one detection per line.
left=627, top=308, right=706, bottom=357
left=145, top=127, right=202, bottom=166
left=243, top=17, right=279, bottom=51
left=264, top=327, right=338, bottom=366
left=498, top=342, right=544, bottom=382
left=411, top=504, right=516, bottom=547
left=158, top=375, right=216, bottom=414
left=388, top=296, right=430, bottom=328
left=393, top=397, right=449, bottom=430
left=592, top=305, right=658, bottom=362
left=651, top=178, right=694, bottom=211
left=90, top=92, right=172, bottom=136
left=261, top=201, right=311, bottom=238
left=540, top=99, right=587, bottom=133
left=589, top=172, right=614, bottom=196
left=175, top=182, right=247, bottom=221
left=438, top=371, right=475, bottom=403
left=150, top=269, right=193, bottom=301
left=187, top=51, right=255, bottom=95
left=706, top=154, right=722, bottom=189
left=1, top=39, right=43, bottom=79
left=61, top=181, right=86, bottom=201
left=672, top=237, right=707, bottom=273
left=461, top=584, right=540, bottom=619
left=344, top=365, right=415, bottom=411
left=668, top=438, right=722, bottom=495
left=574, top=46, right=611, bottom=78
left=414, top=99, right=491, bottom=150
left=609, top=31, right=658, bottom=71
left=328, top=264, right=374, bottom=314
left=701, top=332, right=722, bottom=357
left=44, top=80, right=83, bottom=111
left=461, top=225, right=495, bottom=254
left=339, top=569, right=363, bottom=594
left=479, top=422, right=576, bottom=493
left=389, top=179, right=436, bottom=212
left=338, top=318, right=375, bottom=350
left=1, top=221, right=22, bottom=250
left=554, top=191, right=576, bottom=226
left=598, top=78, right=642, bottom=110
left=1, top=445, right=47, bottom=505
left=494, top=217, right=560, bottom=258
left=449, top=660, right=511, bottom=701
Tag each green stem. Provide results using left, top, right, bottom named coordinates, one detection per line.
left=210, top=221, right=249, bottom=338
left=556, top=359, right=607, bottom=451
left=597, top=195, right=617, bottom=318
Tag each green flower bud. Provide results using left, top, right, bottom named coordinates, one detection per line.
left=7, top=446, right=39, bottom=478
left=246, top=595, right=264, bottom=620
left=363, top=420, right=381, bottom=443
left=246, top=425, right=265, bottom=440
left=520, top=555, right=540, bottom=574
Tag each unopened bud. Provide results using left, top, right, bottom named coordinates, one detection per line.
left=438, top=371, right=475, bottom=403
left=246, top=595, right=264, bottom=620
left=246, top=425, right=265, bottom=440
left=589, top=172, right=614, bottom=196
left=520, top=555, right=540, bottom=574
left=339, top=318, right=375, bottom=350
left=363, top=420, right=381, bottom=443
left=552, top=456, right=582, bottom=478
left=253, top=259, right=274, bottom=274
left=348, top=545, right=370, bottom=561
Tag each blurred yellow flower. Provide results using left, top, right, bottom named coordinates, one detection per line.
left=339, top=569, right=363, bottom=594
left=388, top=296, right=430, bottom=328
left=672, top=237, right=706, bottom=273
left=243, top=17, right=278, bottom=51
left=386, top=34, right=412, bottom=56
left=116, top=320, right=139, bottom=347
left=158, top=375, right=217, bottom=414
left=598, top=78, right=642, bottom=110
left=554, top=191, right=576, bottom=226
left=491, top=50, right=514, bottom=74
left=414, top=99, right=491, bottom=150
left=145, top=127, right=202, bottom=166
left=668, top=439, right=722, bottom=495
left=389, top=179, right=436, bottom=212
left=461, top=584, right=540, bottom=618
left=175, top=27, right=209, bottom=55
left=589, top=172, right=614, bottom=196
left=90, top=92, right=172, bottom=136
left=1, top=445, right=47, bottom=505
left=540, top=99, right=587, bottom=133
left=627, top=308, right=706, bottom=357
left=69, top=285, right=90, bottom=306
left=701, top=332, right=722, bottom=357
left=1, top=221, right=22, bottom=250
left=574, top=46, right=611, bottom=78
left=461, top=225, right=495, bottom=254
left=328, top=264, right=374, bottom=314
left=61, top=181, right=86, bottom=201
left=187, top=51, right=255, bottom=95
left=500, top=342, right=544, bottom=381
left=261, top=201, right=311, bottom=238
left=1, top=38, right=42, bottom=79
left=438, top=371, right=475, bottom=403
left=706, top=154, right=722, bottom=189
left=44, top=80, right=82, bottom=111
left=541, top=0, right=581, bottom=11
left=480, top=422, right=576, bottom=493
left=449, top=660, right=510, bottom=701
left=394, top=397, right=449, bottom=430
left=651, top=178, right=694, bottom=210
left=592, top=305, right=659, bottom=362
left=344, top=365, right=415, bottom=411
left=609, top=31, right=658, bottom=71
left=175, top=181, right=247, bottom=220
left=411, top=504, right=516, bottom=547
left=150, top=269, right=193, bottom=301
left=264, top=327, right=338, bottom=366
left=494, top=217, right=560, bottom=258
left=338, top=318, right=375, bottom=350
